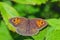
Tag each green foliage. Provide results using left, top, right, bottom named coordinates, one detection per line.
left=12, top=0, right=48, bottom=5
left=46, top=29, right=60, bottom=40
left=13, top=4, right=39, bottom=17
left=0, top=21, right=13, bottom=40
left=0, top=0, right=60, bottom=40
left=47, top=19, right=60, bottom=30
left=0, top=2, right=19, bottom=31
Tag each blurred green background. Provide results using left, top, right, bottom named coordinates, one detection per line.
left=0, top=0, right=60, bottom=40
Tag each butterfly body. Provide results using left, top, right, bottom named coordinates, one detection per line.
left=9, top=17, right=47, bottom=36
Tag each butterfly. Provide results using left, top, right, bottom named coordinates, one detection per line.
left=9, top=17, right=47, bottom=36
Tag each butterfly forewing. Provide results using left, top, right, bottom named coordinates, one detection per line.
left=31, top=18, right=47, bottom=30
left=9, top=17, right=28, bottom=35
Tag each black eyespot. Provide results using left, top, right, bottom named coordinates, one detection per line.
left=12, top=19, right=16, bottom=22
left=13, top=19, right=15, bottom=21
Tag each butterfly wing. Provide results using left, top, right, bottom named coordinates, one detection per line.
left=9, top=17, right=29, bottom=36
left=30, top=18, right=47, bottom=30
left=9, top=17, right=47, bottom=36
left=27, top=20, right=39, bottom=36
left=24, top=18, right=47, bottom=36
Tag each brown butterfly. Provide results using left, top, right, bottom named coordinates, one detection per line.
left=9, top=17, right=47, bottom=36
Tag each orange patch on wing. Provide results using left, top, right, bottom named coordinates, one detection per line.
left=12, top=18, right=21, bottom=25
left=36, top=20, right=44, bottom=28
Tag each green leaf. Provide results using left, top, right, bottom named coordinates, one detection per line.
left=12, top=0, right=48, bottom=5
left=0, top=21, right=13, bottom=40
left=28, top=15, right=36, bottom=19
left=47, top=19, right=60, bottom=30
left=0, top=2, right=20, bottom=31
left=46, top=27, right=60, bottom=40
left=14, top=4, right=39, bottom=14
left=45, top=19, right=60, bottom=40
